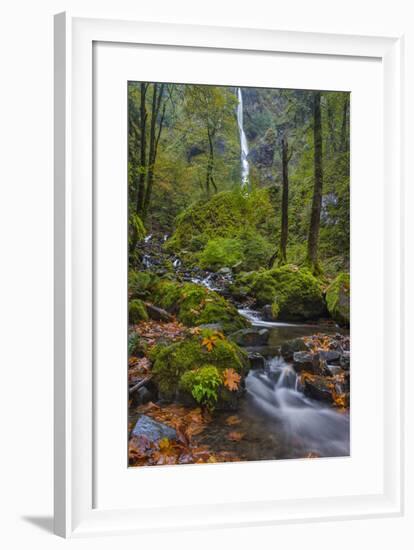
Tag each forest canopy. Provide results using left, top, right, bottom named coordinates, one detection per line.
left=128, top=83, right=349, bottom=275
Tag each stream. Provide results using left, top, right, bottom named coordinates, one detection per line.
left=198, top=311, right=350, bottom=461
left=134, top=236, right=350, bottom=461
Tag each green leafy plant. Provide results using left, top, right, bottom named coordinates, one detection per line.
left=180, top=365, right=221, bottom=410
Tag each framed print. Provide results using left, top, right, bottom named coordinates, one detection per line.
left=54, top=13, right=403, bottom=537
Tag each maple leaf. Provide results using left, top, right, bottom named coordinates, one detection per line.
left=201, top=335, right=218, bottom=352
left=189, top=327, right=202, bottom=335
left=222, top=368, right=241, bottom=391
left=227, top=431, right=245, bottom=441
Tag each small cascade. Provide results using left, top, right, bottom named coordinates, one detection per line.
left=238, top=308, right=296, bottom=328
left=237, top=88, right=250, bottom=189
left=245, top=355, right=350, bottom=457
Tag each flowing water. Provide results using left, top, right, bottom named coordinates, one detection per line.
left=237, top=88, right=250, bottom=189
left=198, top=313, right=350, bottom=461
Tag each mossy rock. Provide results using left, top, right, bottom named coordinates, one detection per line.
left=233, top=265, right=326, bottom=321
left=128, top=270, right=158, bottom=299
left=166, top=189, right=276, bottom=253
left=152, top=330, right=248, bottom=401
left=178, top=365, right=243, bottom=411
left=152, top=280, right=249, bottom=333
left=128, top=299, right=149, bottom=324
left=326, top=272, right=350, bottom=326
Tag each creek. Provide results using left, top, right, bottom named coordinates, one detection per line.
left=199, top=311, right=350, bottom=461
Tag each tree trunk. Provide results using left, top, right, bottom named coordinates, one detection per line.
left=340, top=95, right=349, bottom=152
left=142, top=84, right=166, bottom=220
left=136, top=83, right=148, bottom=215
left=205, top=128, right=217, bottom=196
left=306, top=91, right=324, bottom=274
left=279, top=136, right=289, bottom=264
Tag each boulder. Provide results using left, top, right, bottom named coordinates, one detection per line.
left=234, top=265, right=326, bottom=321
left=319, top=350, right=341, bottom=364
left=340, top=351, right=350, bottom=370
left=303, top=376, right=334, bottom=404
left=230, top=328, right=270, bottom=347
left=293, top=351, right=319, bottom=372
left=131, top=386, right=153, bottom=406
left=132, top=415, right=177, bottom=442
left=314, top=358, right=333, bottom=377
left=281, top=337, right=308, bottom=360
left=248, top=352, right=265, bottom=370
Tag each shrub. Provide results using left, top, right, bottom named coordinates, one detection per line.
left=128, top=299, right=148, bottom=324
left=128, top=332, right=147, bottom=356
left=198, top=238, right=244, bottom=271
left=179, top=365, right=221, bottom=410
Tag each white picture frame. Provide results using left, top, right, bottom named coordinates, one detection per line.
left=54, top=13, right=404, bottom=538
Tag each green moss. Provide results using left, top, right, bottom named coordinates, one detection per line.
left=326, top=272, right=350, bottom=326
left=128, top=299, right=148, bottom=324
left=128, top=270, right=156, bottom=299
left=152, top=330, right=248, bottom=400
left=234, top=265, right=326, bottom=321
left=166, top=188, right=276, bottom=253
left=152, top=280, right=249, bottom=333
left=152, top=280, right=183, bottom=312
left=128, top=212, right=146, bottom=243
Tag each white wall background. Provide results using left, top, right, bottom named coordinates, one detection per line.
left=0, top=0, right=412, bottom=548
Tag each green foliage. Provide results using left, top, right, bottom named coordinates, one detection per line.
left=152, top=280, right=249, bottom=333
left=238, top=228, right=274, bottom=270
left=234, top=265, right=325, bottom=321
left=198, top=238, right=244, bottom=270
left=128, top=332, right=147, bottom=356
left=326, top=272, right=350, bottom=326
left=128, top=270, right=156, bottom=299
left=128, top=212, right=146, bottom=246
left=152, top=330, right=248, bottom=400
left=128, top=299, right=148, bottom=324
left=166, top=188, right=276, bottom=253
left=180, top=365, right=221, bottom=410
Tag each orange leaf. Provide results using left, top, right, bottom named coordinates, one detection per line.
left=225, top=415, right=241, bottom=426
left=201, top=336, right=218, bottom=352
left=222, top=368, right=241, bottom=391
left=227, top=431, right=245, bottom=441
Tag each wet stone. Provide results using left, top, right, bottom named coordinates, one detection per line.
left=248, top=352, right=265, bottom=370
left=132, top=415, right=177, bottom=442
left=230, top=328, right=270, bottom=347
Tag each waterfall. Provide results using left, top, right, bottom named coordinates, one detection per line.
left=237, top=87, right=250, bottom=189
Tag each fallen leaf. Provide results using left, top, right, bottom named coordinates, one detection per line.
left=227, top=431, right=245, bottom=441
left=222, top=368, right=241, bottom=391
left=201, top=335, right=218, bottom=352
left=225, top=415, right=241, bottom=426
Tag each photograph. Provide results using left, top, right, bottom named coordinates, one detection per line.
left=127, top=82, right=350, bottom=467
